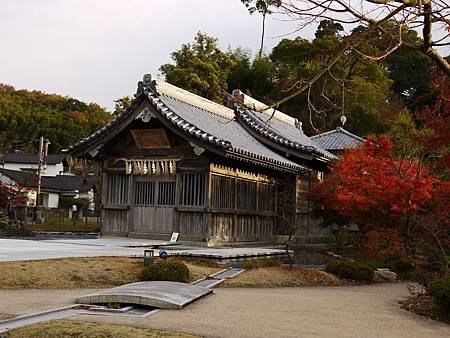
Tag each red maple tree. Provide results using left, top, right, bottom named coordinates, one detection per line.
left=416, top=71, right=450, bottom=178
left=0, top=181, right=27, bottom=210
left=310, top=136, right=447, bottom=261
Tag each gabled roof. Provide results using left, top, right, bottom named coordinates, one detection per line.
left=0, top=168, right=37, bottom=187
left=41, top=175, right=86, bottom=192
left=0, top=153, right=65, bottom=165
left=311, top=127, right=365, bottom=151
left=65, top=75, right=307, bottom=174
left=233, top=94, right=336, bottom=162
left=0, top=168, right=86, bottom=192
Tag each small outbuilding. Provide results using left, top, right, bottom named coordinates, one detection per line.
left=310, top=127, right=365, bottom=156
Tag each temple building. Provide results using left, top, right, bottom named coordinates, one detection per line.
left=65, top=74, right=336, bottom=245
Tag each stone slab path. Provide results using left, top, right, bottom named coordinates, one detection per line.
left=0, top=237, right=286, bottom=261
left=75, top=281, right=213, bottom=310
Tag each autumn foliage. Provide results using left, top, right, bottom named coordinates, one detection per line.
left=310, top=136, right=448, bottom=261
left=0, top=182, right=27, bottom=207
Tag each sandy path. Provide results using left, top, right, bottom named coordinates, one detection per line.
left=77, top=284, right=449, bottom=338
left=0, top=289, right=101, bottom=315
left=1, top=284, right=449, bottom=337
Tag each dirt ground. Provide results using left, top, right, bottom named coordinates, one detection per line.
left=1, top=284, right=449, bottom=338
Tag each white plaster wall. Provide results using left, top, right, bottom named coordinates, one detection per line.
left=38, top=192, right=59, bottom=208
left=2, top=163, right=63, bottom=176
left=47, top=193, right=59, bottom=208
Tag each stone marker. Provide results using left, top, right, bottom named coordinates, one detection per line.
left=373, top=268, right=397, bottom=283
left=75, top=281, right=213, bottom=310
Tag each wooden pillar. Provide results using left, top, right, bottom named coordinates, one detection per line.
left=126, top=174, right=133, bottom=235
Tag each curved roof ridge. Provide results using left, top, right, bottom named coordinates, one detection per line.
left=234, top=104, right=336, bottom=161
left=150, top=92, right=306, bottom=173
left=155, top=79, right=235, bottom=119
left=242, top=94, right=296, bottom=126
left=146, top=92, right=232, bottom=150
left=311, top=127, right=365, bottom=142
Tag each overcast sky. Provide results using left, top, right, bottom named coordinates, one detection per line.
left=0, top=0, right=308, bottom=111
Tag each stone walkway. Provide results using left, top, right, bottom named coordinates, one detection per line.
left=0, top=237, right=285, bottom=261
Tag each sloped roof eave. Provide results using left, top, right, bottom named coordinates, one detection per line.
left=65, top=76, right=306, bottom=174
left=234, top=104, right=337, bottom=162
left=311, top=127, right=365, bottom=150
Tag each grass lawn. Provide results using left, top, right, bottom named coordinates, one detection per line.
left=0, top=257, right=221, bottom=289
left=0, top=256, right=345, bottom=289
left=223, top=266, right=345, bottom=287
left=6, top=320, right=198, bottom=338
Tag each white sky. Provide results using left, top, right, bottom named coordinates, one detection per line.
left=0, top=0, right=306, bottom=111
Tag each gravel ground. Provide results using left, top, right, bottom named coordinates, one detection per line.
left=1, top=284, right=449, bottom=337
left=0, top=289, right=100, bottom=315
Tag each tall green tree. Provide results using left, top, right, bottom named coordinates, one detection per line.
left=227, top=49, right=276, bottom=100
left=268, top=21, right=393, bottom=136
left=240, top=0, right=281, bottom=57
left=160, top=32, right=236, bottom=103
left=0, top=84, right=111, bottom=153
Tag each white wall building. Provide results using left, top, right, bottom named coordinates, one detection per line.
left=0, top=153, right=66, bottom=177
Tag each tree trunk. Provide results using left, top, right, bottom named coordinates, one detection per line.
left=259, top=13, right=266, bottom=58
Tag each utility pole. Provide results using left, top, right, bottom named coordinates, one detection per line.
left=35, top=137, right=49, bottom=221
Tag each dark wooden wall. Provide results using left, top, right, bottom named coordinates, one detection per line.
left=96, top=106, right=325, bottom=245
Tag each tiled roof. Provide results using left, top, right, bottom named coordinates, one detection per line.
left=0, top=169, right=37, bottom=187
left=65, top=76, right=307, bottom=174
left=233, top=96, right=336, bottom=162
left=0, top=168, right=86, bottom=192
left=148, top=85, right=306, bottom=173
left=41, top=175, right=85, bottom=191
left=0, top=153, right=65, bottom=165
left=311, top=127, right=365, bottom=151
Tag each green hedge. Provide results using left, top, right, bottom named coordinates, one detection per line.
left=326, top=260, right=374, bottom=282
left=141, top=260, right=190, bottom=283
left=427, top=275, right=450, bottom=320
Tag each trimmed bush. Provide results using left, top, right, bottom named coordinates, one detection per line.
left=242, top=258, right=281, bottom=270
left=427, top=275, right=450, bottom=320
left=141, top=260, right=190, bottom=283
left=325, top=260, right=374, bottom=282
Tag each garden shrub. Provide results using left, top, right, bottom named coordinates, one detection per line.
left=242, top=258, right=281, bottom=270
left=427, top=275, right=450, bottom=320
left=141, top=260, right=190, bottom=283
left=388, top=258, right=416, bottom=280
left=325, top=260, right=374, bottom=281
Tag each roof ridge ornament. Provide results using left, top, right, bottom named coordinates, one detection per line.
left=294, top=119, right=303, bottom=132
left=135, top=74, right=158, bottom=98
